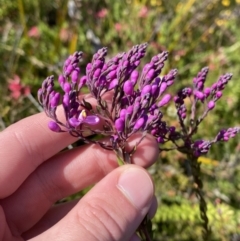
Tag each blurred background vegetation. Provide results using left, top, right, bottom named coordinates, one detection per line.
left=1, top=0, right=240, bottom=240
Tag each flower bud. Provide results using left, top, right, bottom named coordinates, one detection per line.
left=37, top=89, right=43, bottom=102
left=86, top=63, right=92, bottom=72
left=58, top=75, right=65, bottom=87
left=141, top=85, right=151, bottom=96
left=133, top=116, right=147, bottom=130
left=167, top=80, right=174, bottom=86
left=93, top=68, right=102, bottom=78
left=123, top=60, right=129, bottom=68
left=71, top=70, right=80, bottom=83
left=157, top=137, right=164, bottom=143
left=108, top=79, right=118, bottom=90
left=215, top=91, right=222, bottom=99
left=130, top=70, right=139, bottom=84
left=194, top=90, right=204, bottom=101
left=63, top=93, right=70, bottom=107
left=115, top=118, right=125, bottom=132
left=211, top=82, right=217, bottom=91
left=48, top=121, right=61, bottom=132
left=181, top=112, right=186, bottom=119
left=159, top=82, right=167, bottom=96
left=123, top=80, right=134, bottom=95
left=94, top=60, right=103, bottom=68
left=207, top=100, right=215, bottom=110
left=79, top=76, right=87, bottom=89
left=84, top=115, right=100, bottom=125
left=151, top=84, right=159, bottom=96
left=107, top=70, right=117, bottom=80
left=134, top=60, right=140, bottom=66
left=120, top=109, right=127, bottom=119
left=158, top=94, right=171, bottom=107
left=143, top=63, right=153, bottom=73
left=151, top=128, right=157, bottom=135
left=204, top=87, right=211, bottom=97
left=126, top=105, right=133, bottom=114
left=69, top=117, right=80, bottom=127
left=96, top=75, right=106, bottom=87
left=146, top=69, right=155, bottom=80
left=102, top=63, right=108, bottom=71
left=65, top=65, right=74, bottom=76
left=151, top=56, right=159, bottom=63
left=63, top=82, right=71, bottom=93
left=50, top=92, right=60, bottom=108
left=64, top=57, right=71, bottom=67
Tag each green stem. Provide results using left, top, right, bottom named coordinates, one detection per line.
left=17, top=0, right=27, bottom=37
left=189, top=154, right=211, bottom=240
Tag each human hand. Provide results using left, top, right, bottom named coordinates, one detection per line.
left=0, top=102, right=159, bottom=241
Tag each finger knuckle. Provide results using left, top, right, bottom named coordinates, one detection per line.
left=77, top=196, right=123, bottom=241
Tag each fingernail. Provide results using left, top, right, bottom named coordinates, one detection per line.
left=117, top=167, right=153, bottom=210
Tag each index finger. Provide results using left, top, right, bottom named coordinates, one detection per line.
left=0, top=107, right=76, bottom=198
left=0, top=89, right=114, bottom=199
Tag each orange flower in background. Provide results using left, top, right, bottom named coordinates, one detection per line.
left=28, top=26, right=40, bottom=38
left=59, top=28, right=72, bottom=42
left=114, top=23, right=122, bottom=32
left=96, top=8, right=108, bottom=18
left=138, top=6, right=149, bottom=18
left=8, top=75, right=30, bottom=100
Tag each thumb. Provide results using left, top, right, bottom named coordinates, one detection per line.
left=31, top=165, right=154, bottom=241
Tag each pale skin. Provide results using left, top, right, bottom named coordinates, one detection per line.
left=0, top=95, right=159, bottom=241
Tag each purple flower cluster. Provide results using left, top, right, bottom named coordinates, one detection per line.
left=38, top=43, right=240, bottom=160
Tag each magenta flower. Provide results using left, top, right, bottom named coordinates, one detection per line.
left=38, top=43, right=239, bottom=158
